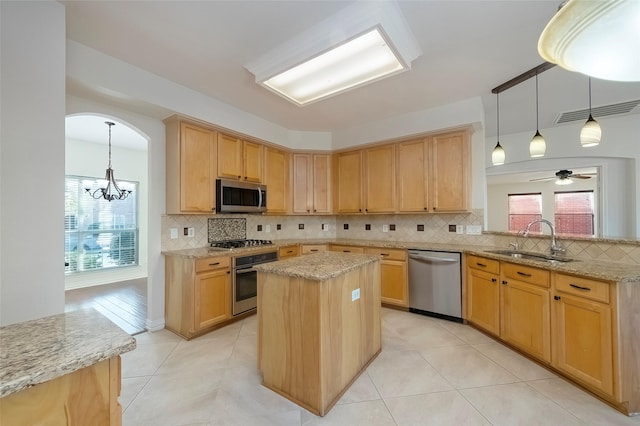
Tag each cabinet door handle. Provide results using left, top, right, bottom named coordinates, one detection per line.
left=569, top=283, right=592, bottom=292
left=491, top=278, right=497, bottom=283
left=310, top=249, right=318, bottom=252
left=237, top=175, right=241, bottom=179
left=209, top=262, right=220, bottom=267
left=343, top=250, right=351, bottom=253
left=517, top=271, right=532, bottom=277
left=286, top=250, right=293, bottom=254
left=502, top=280, right=508, bottom=285
left=476, top=262, right=487, bottom=267
left=554, top=295, right=561, bottom=300
left=380, top=253, right=390, bottom=257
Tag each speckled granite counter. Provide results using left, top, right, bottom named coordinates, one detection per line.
left=254, top=251, right=380, bottom=281
left=162, top=239, right=640, bottom=283
left=0, top=308, right=136, bottom=398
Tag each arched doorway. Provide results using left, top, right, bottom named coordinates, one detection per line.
left=64, top=113, right=149, bottom=334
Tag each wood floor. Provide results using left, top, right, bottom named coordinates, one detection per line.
left=65, top=278, right=147, bottom=335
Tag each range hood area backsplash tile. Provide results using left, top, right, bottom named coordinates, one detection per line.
left=161, top=211, right=640, bottom=264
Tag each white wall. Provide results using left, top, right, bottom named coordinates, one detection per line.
left=486, top=114, right=639, bottom=238
left=65, top=137, right=148, bottom=289
left=66, top=96, right=166, bottom=331
left=0, top=1, right=66, bottom=325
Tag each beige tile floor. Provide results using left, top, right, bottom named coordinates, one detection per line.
left=121, top=308, right=640, bottom=426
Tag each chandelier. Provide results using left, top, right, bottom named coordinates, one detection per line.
left=85, top=121, right=132, bottom=202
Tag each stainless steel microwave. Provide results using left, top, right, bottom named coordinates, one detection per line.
left=215, top=179, right=267, bottom=213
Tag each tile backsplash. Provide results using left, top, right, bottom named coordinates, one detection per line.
left=161, top=211, right=640, bottom=264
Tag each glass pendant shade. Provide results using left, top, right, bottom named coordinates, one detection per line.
left=530, top=130, right=546, bottom=157
left=580, top=115, right=602, bottom=147
left=538, top=0, right=640, bottom=82
left=555, top=177, right=573, bottom=186
left=492, top=142, right=505, bottom=165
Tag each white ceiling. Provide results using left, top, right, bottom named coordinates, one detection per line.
left=63, top=0, right=640, bottom=142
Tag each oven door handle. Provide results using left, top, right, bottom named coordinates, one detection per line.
left=236, top=267, right=257, bottom=275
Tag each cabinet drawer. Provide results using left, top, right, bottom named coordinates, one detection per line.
left=503, top=262, right=549, bottom=288
left=555, top=273, right=610, bottom=304
left=365, top=247, right=406, bottom=261
left=278, top=245, right=299, bottom=258
left=301, top=244, right=327, bottom=254
left=467, top=255, right=500, bottom=274
left=329, top=244, right=365, bottom=254
left=195, top=256, right=231, bottom=273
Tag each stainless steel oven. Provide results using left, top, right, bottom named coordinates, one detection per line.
left=232, top=250, right=278, bottom=315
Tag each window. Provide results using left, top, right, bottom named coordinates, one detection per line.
left=555, top=190, right=595, bottom=236
left=508, top=193, right=542, bottom=232
left=64, top=175, right=139, bottom=274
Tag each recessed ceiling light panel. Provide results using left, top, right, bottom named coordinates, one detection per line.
left=245, top=1, right=421, bottom=106
left=263, top=28, right=405, bottom=106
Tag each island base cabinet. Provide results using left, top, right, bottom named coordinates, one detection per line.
left=258, top=262, right=381, bottom=416
left=0, top=357, right=122, bottom=426
left=552, top=293, right=614, bottom=398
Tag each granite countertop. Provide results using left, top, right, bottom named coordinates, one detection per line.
left=0, top=308, right=136, bottom=398
left=162, top=239, right=640, bottom=283
left=254, top=251, right=380, bottom=281
left=465, top=248, right=640, bottom=283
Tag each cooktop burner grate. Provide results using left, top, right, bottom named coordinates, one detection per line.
left=210, top=239, right=273, bottom=249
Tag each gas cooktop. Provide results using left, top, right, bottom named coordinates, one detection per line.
left=210, top=239, right=273, bottom=249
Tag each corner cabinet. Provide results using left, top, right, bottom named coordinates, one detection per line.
left=165, top=118, right=217, bottom=214
left=291, top=153, right=331, bottom=214
left=165, top=255, right=231, bottom=339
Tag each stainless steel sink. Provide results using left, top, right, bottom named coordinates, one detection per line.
left=484, top=249, right=577, bottom=263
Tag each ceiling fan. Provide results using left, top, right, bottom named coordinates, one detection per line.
left=529, top=169, right=595, bottom=185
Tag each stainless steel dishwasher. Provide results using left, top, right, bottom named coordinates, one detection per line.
left=408, top=249, right=462, bottom=322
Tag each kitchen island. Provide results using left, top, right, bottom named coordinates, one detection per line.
left=0, top=308, right=136, bottom=425
left=255, top=252, right=381, bottom=416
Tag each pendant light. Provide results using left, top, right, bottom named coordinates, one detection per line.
left=529, top=73, right=546, bottom=158
left=580, top=77, right=601, bottom=147
left=491, top=92, right=505, bottom=165
left=85, top=121, right=132, bottom=202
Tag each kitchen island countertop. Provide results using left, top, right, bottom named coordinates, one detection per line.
left=0, top=308, right=136, bottom=398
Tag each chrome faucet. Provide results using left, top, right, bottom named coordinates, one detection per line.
left=523, top=219, right=565, bottom=256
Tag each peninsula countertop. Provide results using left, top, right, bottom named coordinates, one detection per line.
left=0, top=308, right=136, bottom=398
left=254, top=251, right=380, bottom=281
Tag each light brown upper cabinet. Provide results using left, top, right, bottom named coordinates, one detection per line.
left=165, top=119, right=217, bottom=214
left=429, top=130, right=470, bottom=212
left=397, top=138, right=429, bottom=212
left=364, top=144, right=396, bottom=213
left=333, top=150, right=363, bottom=213
left=292, top=153, right=331, bottom=214
left=263, top=146, right=289, bottom=214
left=397, top=130, right=470, bottom=213
left=217, top=133, right=263, bottom=183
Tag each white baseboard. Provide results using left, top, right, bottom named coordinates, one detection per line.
left=145, top=317, right=165, bottom=332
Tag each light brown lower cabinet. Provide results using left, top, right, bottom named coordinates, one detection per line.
left=278, top=245, right=299, bottom=259
left=500, top=262, right=551, bottom=363
left=552, top=273, right=614, bottom=398
left=466, top=255, right=500, bottom=336
left=365, top=247, right=408, bottom=307
left=301, top=244, right=327, bottom=255
left=0, top=357, right=122, bottom=425
left=165, top=255, right=232, bottom=339
left=328, top=244, right=365, bottom=254
left=465, top=255, right=640, bottom=415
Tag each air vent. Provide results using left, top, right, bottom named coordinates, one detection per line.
left=555, top=99, right=640, bottom=124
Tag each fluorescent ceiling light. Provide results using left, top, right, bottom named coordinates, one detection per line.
left=538, top=0, right=640, bottom=82
left=263, top=29, right=404, bottom=106
left=245, top=1, right=421, bottom=106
